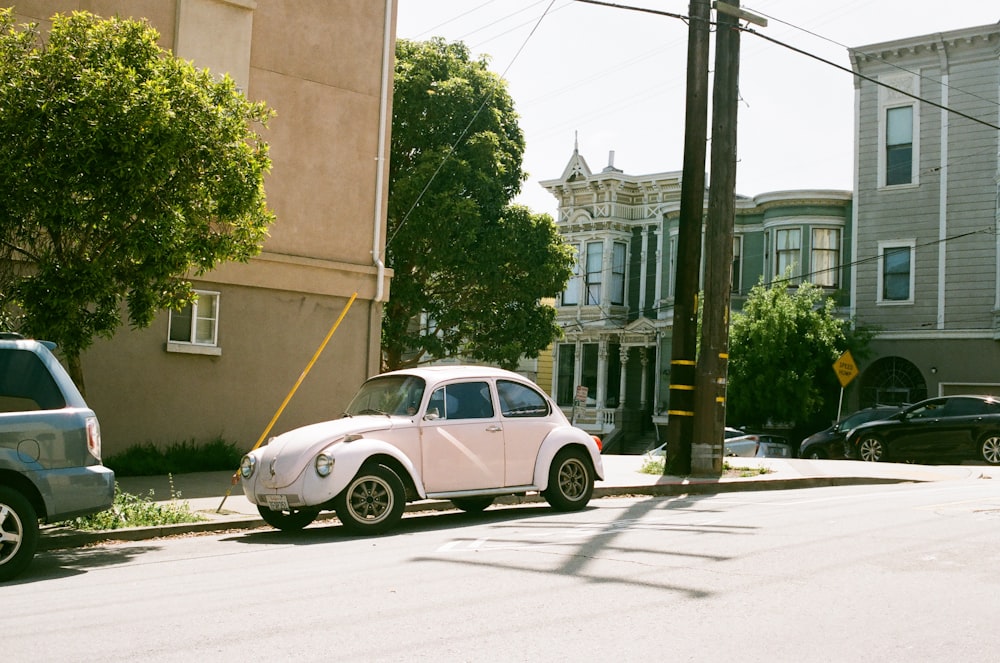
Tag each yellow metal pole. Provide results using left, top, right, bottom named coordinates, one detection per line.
left=217, top=292, right=359, bottom=512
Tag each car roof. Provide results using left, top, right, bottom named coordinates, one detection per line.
left=373, top=365, right=529, bottom=382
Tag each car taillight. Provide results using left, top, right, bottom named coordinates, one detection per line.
left=85, top=416, right=102, bottom=460
left=592, top=436, right=603, bottom=452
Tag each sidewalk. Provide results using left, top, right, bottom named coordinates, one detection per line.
left=39, top=455, right=1000, bottom=551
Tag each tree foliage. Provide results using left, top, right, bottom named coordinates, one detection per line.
left=727, top=280, right=872, bottom=429
left=385, top=38, right=573, bottom=370
left=0, top=10, right=274, bottom=388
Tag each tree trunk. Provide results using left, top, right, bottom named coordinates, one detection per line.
left=66, top=352, right=87, bottom=398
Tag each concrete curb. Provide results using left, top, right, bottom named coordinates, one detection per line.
left=38, top=474, right=920, bottom=552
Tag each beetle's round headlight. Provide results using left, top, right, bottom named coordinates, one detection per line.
left=240, top=454, right=257, bottom=479
left=315, top=453, right=335, bottom=477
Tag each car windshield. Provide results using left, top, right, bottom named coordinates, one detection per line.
left=344, top=375, right=426, bottom=416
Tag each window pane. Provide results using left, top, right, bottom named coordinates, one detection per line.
left=497, top=380, right=549, bottom=417
left=445, top=381, right=494, bottom=420
left=886, top=145, right=912, bottom=185
left=775, top=228, right=801, bottom=280
left=169, top=305, right=193, bottom=342
left=886, top=106, right=912, bottom=185
left=886, top=107, right=912, bottom=145
left=731, top=236, right=742, bottom=293
left=562, top=245, right=580, bottom=305
left=195, top=318, right=215, bottom=344
left=194, top=293, right=218, bottom=344
left=586, top=242, right=602, bottom=305
left=883, top=247, right=911, bottom=300
left=581, top=343, right=598, bottom=402
left=811, top=228, right=840, bottom=288
left=557, top=344, right=576, bottom=406
left=611, top=242, right=626, bottom=305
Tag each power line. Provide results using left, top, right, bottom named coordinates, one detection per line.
left=744, top=5, right=1000, bottom=111
left=738, top=25, right=1000, bottom=131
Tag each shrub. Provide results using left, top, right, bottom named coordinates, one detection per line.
left=105, top=437, right=244, bottom=477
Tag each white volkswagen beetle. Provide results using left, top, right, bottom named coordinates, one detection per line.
left=240, top=366, right=604, bottom=534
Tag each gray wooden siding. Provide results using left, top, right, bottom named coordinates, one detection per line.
left=854, top=40, right=999, bottom=333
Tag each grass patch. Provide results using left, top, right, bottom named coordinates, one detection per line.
left=59, top=476, right=204, bottom=530
left=105, top=437, right=244, bottom=477
left=640, top=456, right=774, bottom=477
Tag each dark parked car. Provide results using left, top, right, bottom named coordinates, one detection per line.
left=844, top=395, right=1000, bottom=464
left=799, top=406, right=902, bottom=459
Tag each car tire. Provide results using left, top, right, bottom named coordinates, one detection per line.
left=542, top=447, right=594, bottom=512
left=0, top=486, right=40, bottom=582
left=451, top=497, right=494, bottom=513
left=979, top=434, right=1000, bottom=465
left=857, top=434, right=886, bottom=462
left=256, top=504, right=320, bottom=531
left=805, top=448, right=827, bottom=460
left=334, top=464, right=405, bottom=535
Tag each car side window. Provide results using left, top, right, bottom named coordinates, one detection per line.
left=432, top=381, right=494, bottom=420
left=497, top=379, right=549, bottom=418
left=909, top=401, right=944, bottom=419
left=941, top=398, right=987, bottom=417
left=0, top=349, right=66, bottom=412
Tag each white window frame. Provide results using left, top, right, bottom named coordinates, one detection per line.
left=561, top=243, right=581, bottom=306
left=167, top=290, right=222, bottom=356
left=876, top=240, right=915, bottom=305
left=811, top=227, right=841, bottom=288
left=584, top=241, right=603, bottom=306
left=611, top=241, right=627, bottom=306
left=877, top=74, right=920, bottom=190
left=774, top=227, right=802, bottom=283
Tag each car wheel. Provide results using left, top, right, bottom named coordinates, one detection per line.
left=979, top=434, right=1000, bottom=465
left=0, top=486, right=40, bottom=582
left=543, top=447, right=594, bottom=512
left=857, top=435, right=886, bottom=462
left=256, top=504, right=320, bottom=531
left=806, top=448, right=827, bottom=460
left=451, top=497, right=494, bottom=513
left=334, top=464, right=405, bottom=534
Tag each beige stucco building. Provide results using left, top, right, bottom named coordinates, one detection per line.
left=11, top=1, right=397, bottom=455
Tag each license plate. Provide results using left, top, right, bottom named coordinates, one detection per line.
left=264, top=494, right=289, bottom=511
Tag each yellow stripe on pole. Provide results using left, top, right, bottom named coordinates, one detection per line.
left=218, top=291, right=358, bottom=512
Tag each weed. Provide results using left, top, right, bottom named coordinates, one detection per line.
left=60, top=476, right=205, bottom=530
left=639, top=456, right=773, bottom=477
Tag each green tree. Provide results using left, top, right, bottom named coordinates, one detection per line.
left=0, top=10, right=274, bottom=391
left=727, top=280, right=872, bottom=429
left=385, top=38, right=572, bottom=370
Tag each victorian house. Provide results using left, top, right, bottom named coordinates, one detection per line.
left=539, top=148, right=851, bottom=446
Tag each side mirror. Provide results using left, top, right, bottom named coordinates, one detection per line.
left=424, top=407, right=440, bottom=421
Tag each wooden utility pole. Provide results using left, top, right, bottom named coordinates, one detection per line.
left=664, top=0, right=711, bottom=476
left=692, top=0, right=743, bottom=474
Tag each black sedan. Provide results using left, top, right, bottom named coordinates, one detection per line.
left=845, top=395, right=1000, bottom=464
left=798, top=405, right=901, bottom=459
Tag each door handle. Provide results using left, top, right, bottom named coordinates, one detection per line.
left=486, top=425, right=502, bottom=433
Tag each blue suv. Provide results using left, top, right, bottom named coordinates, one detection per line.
left=0, top=337, right=115, bottom=581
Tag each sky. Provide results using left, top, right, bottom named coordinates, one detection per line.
left=395, top=0, right=1000, bottom=217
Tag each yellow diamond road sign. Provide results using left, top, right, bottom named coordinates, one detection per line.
left=834, top=350, right=858, bottom=388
